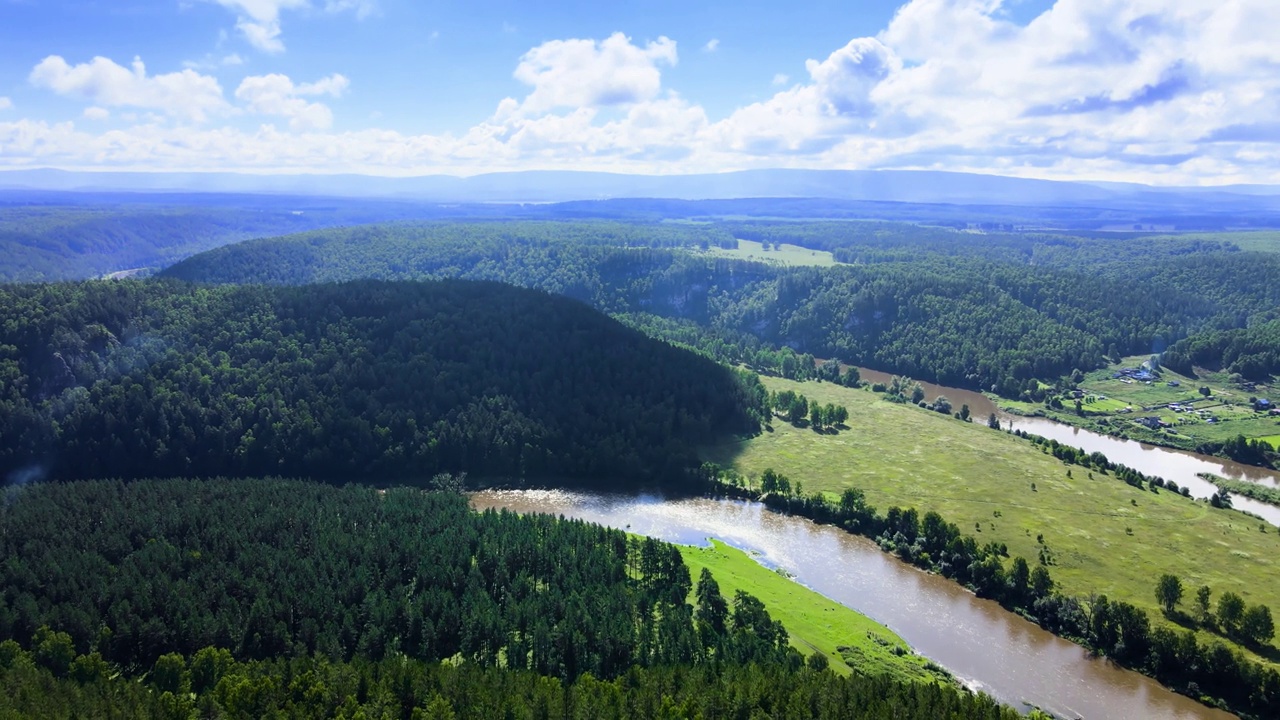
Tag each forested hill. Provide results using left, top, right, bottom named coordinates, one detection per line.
left=0, top=279, right=763, bottom=486
left=0, top=198, right=520, bottom=283
left=0, top=479, right=1020, bottom=719
left=0, top=205, right=330, bottom=282
left=1164, top=317, right=1280, bottom=381
left=163, top=221, right=1276, bottom=393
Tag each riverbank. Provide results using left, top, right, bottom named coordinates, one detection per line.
left=994, top=356, right=1279, bottom=472
left=1200, top=473, right=1280, bottom=507
left=680, top=539, right=950, bottom=684
left=706, top=375, right=1280, bottom=674
left=474, top=490, right=1237, bottom=720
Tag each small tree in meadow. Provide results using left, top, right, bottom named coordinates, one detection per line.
left=1155, top=574, right=1183, bottom=615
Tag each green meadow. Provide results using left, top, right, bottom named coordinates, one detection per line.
left=706, top=376, right=1280, bottom=666
left=680, top=540, right=947, bottom=683
left=705, top=239, right=839, bottom=266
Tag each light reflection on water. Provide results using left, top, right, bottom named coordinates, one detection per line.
left=472, top=490, right=1234, bottom=720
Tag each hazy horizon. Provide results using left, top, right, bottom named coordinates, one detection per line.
left=3, top=0, right=1278, bottom=185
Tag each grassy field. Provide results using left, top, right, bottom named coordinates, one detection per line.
left=705, top=239, right=838, bottom=267
left=1149, top=231, right=1280, bottom=254
left=680, top=539, right=947, bottom=683
left=1001, top=356, right=1280, bottom=449
left=705, top=376, right=1280, bottom=666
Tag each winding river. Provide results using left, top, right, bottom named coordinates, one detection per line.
left=472, top=490, right=1232, bottom=720
left=856, top=368, right=1280, bottom=525
left=471, top=369, right=1277, bottom=717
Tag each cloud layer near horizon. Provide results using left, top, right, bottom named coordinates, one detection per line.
left=4, top=0, right=1280, bottom=184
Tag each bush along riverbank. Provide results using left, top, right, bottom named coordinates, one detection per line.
left=1200, top=472, right=1280, bottom=508
left=700, top=464, right=1280, bottom=718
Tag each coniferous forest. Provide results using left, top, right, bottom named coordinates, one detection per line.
left=0, top=479, right=1021, bottom=719
left=0, top=278, right=764, bottom=486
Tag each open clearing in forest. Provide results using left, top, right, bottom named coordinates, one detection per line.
left=704, top=239, right=838, bottom=267
left=680, top=539, right=946, bottom=684
left=1152, top=230, right=1280, bottom=254
left=705, top=376, right=1280, bottom=666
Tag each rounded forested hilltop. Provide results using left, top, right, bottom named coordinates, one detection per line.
left=161, top=221, right=1280, bottom=394
left=0, top=278, right=764, bottom=486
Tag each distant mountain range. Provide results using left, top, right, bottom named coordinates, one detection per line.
left=3, top=167, right=1280, bottom=210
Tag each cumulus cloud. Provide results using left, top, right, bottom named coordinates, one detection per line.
left=711, top=37, right=902, bottom=155
left=211, top=0, right=306, bottom=53
left=82, top=107, right=110, bottom=121
left=235, top=73, right=348, bottom=130
left=211, top=0, right=374, bottom=53
left=856, top=0, right=1280, bottom=177
left=704, top=38, right=720, bottom=53
left=10, top=1, right=1280, bottom=183
left=29, top=55, right=229, bottom=122
left=510, top=32, right=677, bottom=115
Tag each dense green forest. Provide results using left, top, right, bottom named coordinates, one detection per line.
left=0, top=206, right=331, bottom=282
left=163, top=221, right=1280, bottom=393
left=1164, top=318, right=1280, bottom=380
left=0, top=479, right=1021, bottom=719
left=0, top=279, right=763, bottom=486
left=0, top=197, right=514, bottom=283
left=0, top=652, right=1020, bottom=719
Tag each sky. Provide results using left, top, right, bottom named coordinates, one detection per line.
left=1, top=0, right=1278, bottom=184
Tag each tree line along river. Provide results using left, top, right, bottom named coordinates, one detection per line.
left=471, top=490, right=1233, bottom=720
left=471, top=369, right=1280, bottom=718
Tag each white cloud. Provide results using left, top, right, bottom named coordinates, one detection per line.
left=235, top=16, right=287, bottom=53
left=9, top=2, right=1280, bottom=184
left=704, top=38, right=720, bottom=53
left=0, top=97, right=11, bottom=111
left=510, top=32, right=678, bottom=115
left=711, top=37, right=901, bottom=155
left=222, top=53, right=245, bottom=66
left=29, top=55, right=230, bottom=122
left=235, top=73, right=348, bottom=130
left=82, top=107, right=110, bottom=121
left=210, top=0, right=374, bottom=53
left=210, top=0, right=306, bottom=53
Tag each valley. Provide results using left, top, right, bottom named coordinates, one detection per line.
left=4, top=200, right=1280, bottom=718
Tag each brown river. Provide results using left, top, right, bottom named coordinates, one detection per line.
left=472, top=490, right=1233, bottom=720
left=856, top=368, right=1280, bottom=525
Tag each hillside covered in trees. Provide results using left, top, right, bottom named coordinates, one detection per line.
left=0, top=196, right=514, bottom=283
left=0, top=278, right=763, bottom=486
left=164, top=221, right=1280, bottom=394
left=1164, top=318, right=1280, bottom=380
left=0, top=478, right=1021, bottom=719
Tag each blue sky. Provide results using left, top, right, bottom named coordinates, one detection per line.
left=1, top=0, right=1277, bottom=184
